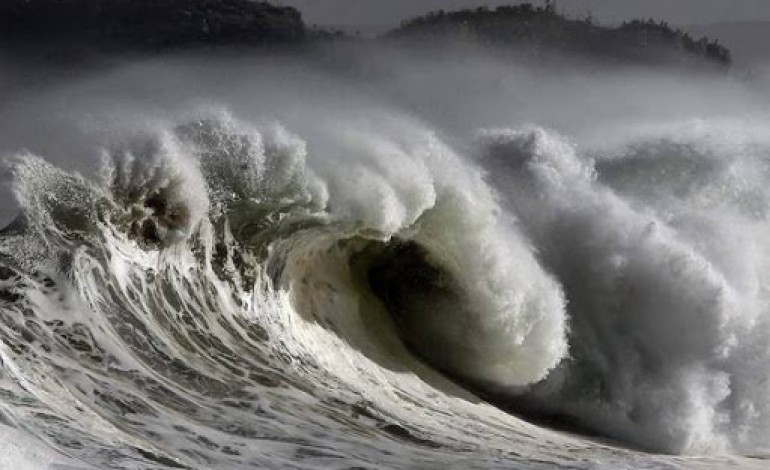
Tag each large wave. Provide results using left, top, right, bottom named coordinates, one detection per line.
left=1, top=53, right=770, bottom=469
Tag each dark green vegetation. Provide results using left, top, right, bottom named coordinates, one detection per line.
left=387, top=3, right=731, bottom=69
left=0, top=0, right=305, bottom=53
left=0, top=1, right=732, bottom=71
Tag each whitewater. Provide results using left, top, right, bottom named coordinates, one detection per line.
left=0, top=49, right=769, bottom=469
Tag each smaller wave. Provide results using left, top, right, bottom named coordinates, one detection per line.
left=479, top=125, right=770, bottom=454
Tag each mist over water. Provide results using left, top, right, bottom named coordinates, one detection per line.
left=1, top=44, right=770, bottom=469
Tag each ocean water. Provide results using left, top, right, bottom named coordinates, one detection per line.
left=0, top=51, right=769, bottom=469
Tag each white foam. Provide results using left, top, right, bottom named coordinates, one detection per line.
left=479, top=125, right=770, bottom=454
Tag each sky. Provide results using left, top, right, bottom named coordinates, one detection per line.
left=277, top=0, right=770, bottom=27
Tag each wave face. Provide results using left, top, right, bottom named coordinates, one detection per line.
left=1, top=56, right=770, bottom=469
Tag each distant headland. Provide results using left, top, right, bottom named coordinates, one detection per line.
left=0, top=0, right=731, bottom=70
left=386, top=3, right=731, bottom=70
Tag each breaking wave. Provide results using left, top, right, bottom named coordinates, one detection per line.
left=0, top=108, right=768, bottom=468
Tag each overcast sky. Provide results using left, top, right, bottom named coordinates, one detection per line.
left=277, top=0, right=770, bottom=27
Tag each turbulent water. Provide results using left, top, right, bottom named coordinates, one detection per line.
left=0, top=51, right=770, bottom=469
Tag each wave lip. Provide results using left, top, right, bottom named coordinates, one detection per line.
left=265, top=116, right=570, bottom=388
